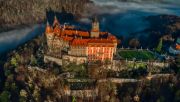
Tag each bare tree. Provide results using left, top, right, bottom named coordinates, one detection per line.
left=129, top=38, right=140, bottom=48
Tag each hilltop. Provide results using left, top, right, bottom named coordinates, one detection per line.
left=0, top=0, right=90, bottom=32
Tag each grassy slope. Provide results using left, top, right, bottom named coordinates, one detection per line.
left=118, top=50, right=156, bottom=60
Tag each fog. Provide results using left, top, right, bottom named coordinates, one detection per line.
left=81, top=0, right=180, bottom=37
left=0, top=25, right=45, bottom=53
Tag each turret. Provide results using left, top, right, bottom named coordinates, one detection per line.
left=45, top=21, right=53, bottom=34
left=91, top=17, right=100, bottom=38
left=45, top=20, right=54, bottom=53
left=53, top=15, right=60, bottom=27
left=52, top=15, right=61, bottom=36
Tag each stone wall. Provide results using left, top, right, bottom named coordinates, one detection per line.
left=69, top=90, right=98, bottom=98
left=98, top=78, right=139, bottom=83
left=68, top=46, right=87, bottom=57
left=44, top=55, right=62, bottom=65
left=62, top=55, right=87, bottom=65
left=104, top=60, right=169, bottom=72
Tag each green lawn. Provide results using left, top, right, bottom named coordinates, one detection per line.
left=127, top=62, right=147, bottom=68
left=118, top=50, right=156, bottom=61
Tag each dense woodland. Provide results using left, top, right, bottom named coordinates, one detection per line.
left=0, top=0, right=90, bottom=32
left=141, top=15, right=180, bottom=48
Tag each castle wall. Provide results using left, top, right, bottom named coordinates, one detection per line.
left=44, top=55, right=63, bottom=65
left=69, top=46, right=87, bottom=57
left=62, top=55, right=87, bottom=65
left=110, top=60, right=169, bottom=72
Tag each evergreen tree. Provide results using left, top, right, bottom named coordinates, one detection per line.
left=0, top=91, right=10, bottom=102
left=155, top=38, right=163, bottom=53
left=19, top=89, right=27, bottom=102
left=176, top=54, right=180, bottom=69
left=11, top=83, right=18, bottom=91
left=30, top=55, right=37, bottom=66
left=175, top=90, right=180, bottom=102
left=129, top=38, right=140, bottom=48
left=72, top=96, right=76, bottom=102
left=10, top=57, right=18, bottom=67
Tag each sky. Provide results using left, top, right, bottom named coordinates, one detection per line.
left=90, top=0, right=180, bottom=15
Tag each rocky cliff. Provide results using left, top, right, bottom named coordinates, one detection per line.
left=0, top=0, right=90, bottom=32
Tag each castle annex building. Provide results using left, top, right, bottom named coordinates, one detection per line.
left=45, top=16, right=118, bottom=64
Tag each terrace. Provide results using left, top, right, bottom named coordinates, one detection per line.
left=117, top=49, right=156, bottom=61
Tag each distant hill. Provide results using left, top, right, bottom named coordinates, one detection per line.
left=0, top=0, right=90, bottom=32
left=142, top=15, right=180, bottom=48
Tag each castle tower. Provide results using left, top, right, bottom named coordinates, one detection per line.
left=52, top=15, right=61, bottom=36
left=53, top=15, right=60, bottom=27
left=91, top=17, right=100, bottom=38
left=45, top=21, right=54, bottom=52
left=45, top=21, right=53, bottom=34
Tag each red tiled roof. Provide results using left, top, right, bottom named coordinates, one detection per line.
left=45, top=26, right=53, bottom=34
left=77, top=31, right=89, bottom=37
left=108, top=34, right=118, bottom=43
left=88, top=39, right=113, bottom=43
left=63, top=30, right=73, bottom=35
left=88, top=43, right=114, bottom=47
left=62, top=29, right=89, bottom=37
left=100, top=32, right=108, bottom=35
left=61, top=36, right=74, bottom=42
left=176, top=44, right=180, bottom=50
left=108, top=34, right=116, bottom=40
left=46, top=22, right=118, bottom=47
left=71, top=39, right=90, bottom=46
left=88, top=39, right=115, bottom=47
left=70, top=38, right=115, bottom=47
left=54, top=26, right=61, bottom=35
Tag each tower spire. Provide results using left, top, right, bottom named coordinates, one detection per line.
left=92, top=17, right=99, bottom=32
left=45, top=20, right=53, bottom=34
left=53, top=15, right=60, bottom=27
left=46, top=20, right=50, bottom=26
left=94, top=16, right=98, bottom=23
left=90, top=17, right=100, bottom=38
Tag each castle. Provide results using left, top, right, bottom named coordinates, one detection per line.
left=45, top=16, right=118, bottom=64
